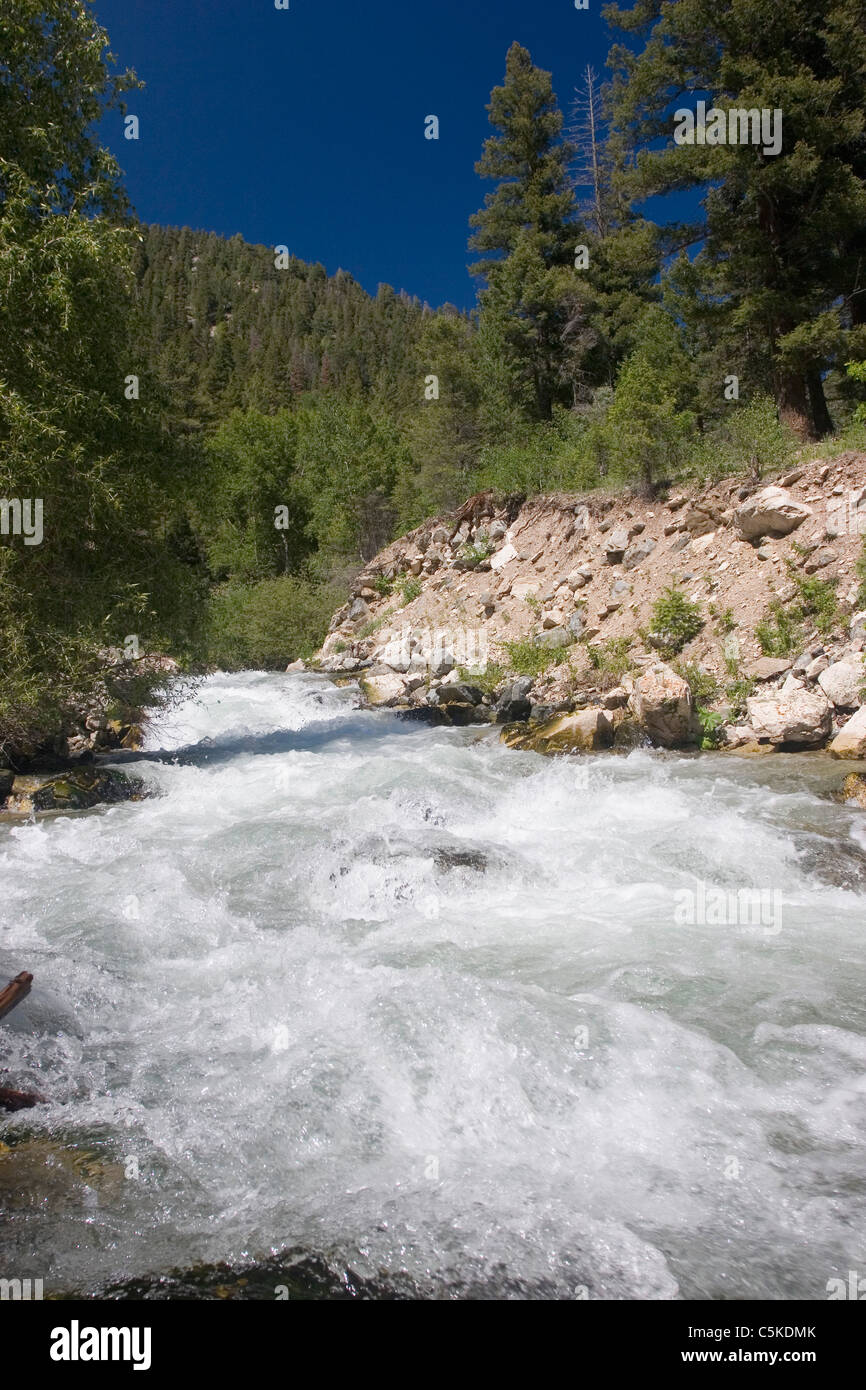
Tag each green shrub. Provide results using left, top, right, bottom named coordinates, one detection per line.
left=755, top=602, right=802, bottom=656
left=791, top=572, right=842, bottom=636
left=398, top=575, right=423, bottom=604
left=207, top=576, right=343, bottom=669
left=587, top=636, right=633, bottom=686
left=502, top=639, right=567, bottom=678
left=373, top=574, right=394, bottom=597
left=697, top=707, right=725, bottom=749
left=673, top=661, right=719, bottom=705
left=649, top=587, right=704, bottom=656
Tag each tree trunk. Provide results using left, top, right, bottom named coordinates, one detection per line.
left=774, top=367, right=815, bottom=441
left=807, top=369, right=834, bottom=438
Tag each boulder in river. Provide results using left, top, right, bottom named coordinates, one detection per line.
left=817, top=659, right=864, bottom=710
left=501, top=708, right=613, bottom=753
left=3, top=767, right=146, bottom=815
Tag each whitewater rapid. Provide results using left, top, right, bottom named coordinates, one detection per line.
left=2, top=671, right=865, bottom=1299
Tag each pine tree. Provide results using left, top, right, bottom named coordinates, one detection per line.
left=605, top=0, right=866, bottom=440
left=470, top=43, right=583, bottom=420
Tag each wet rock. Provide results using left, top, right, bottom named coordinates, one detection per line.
left=745, top=688, right=832, bottom=746
left=833, top=772, right=866, bottom=809
left=360, top=672, right=407, bottom=707
left=4, top=767, right=146, bottom=815
left=501, top=709, right=613, bottom=753
left=734, top=486, right=812, bottom=541
left=829, top=705, right=866, bottom=758
left=494, top=677, right=534, bottom=724
left=629, top=662, right=697, bottom=747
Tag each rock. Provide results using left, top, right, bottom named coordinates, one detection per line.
left=629, top=662, right=697, bottom=747
left=804, top=548, right=836, bottom=574
left=734, top=486, right=812, bottom=541
left=489, top=519, right=508, bottom=540
left=568, top=611, right=585, bottom=638
left=834, top=772, right=866, bottom=808
left=605, top=528, right=630, bottom=563
left=501, top=709, right=613, bottom=753
left=495, top=677, right=534, bottom=724
left=670, top=535, right=691, bottom=552
left=431, top=526, right=450, bottom=545
left=830, top=705, right=866, bottom=758
left=817, top=660, right=864, bottom=709
left=602, top=687, right=629, bottom=709
left=747, top=657, right=792, bottom=681
left=360, top=672, right=407, bottom=707
left=745, top=688, right=832, bottom=746
left=542, top=608, right=565, bottom=629
left=5, top=768, right=146, bottom=815
left=622, top=537, right=657, bottom=570
left=567, top=569, right=587, bottom=590
left=437, top=683, right=482, bottom=707
left=285, top=659, right=306, bottom=673
left=850, top=612, right=866, bottom=643
left=533, top=627, right=572, bottom=650
left=804, top=655, right=829, bottom=682
left=683, top=504, right=719, bottom=537
left=347, top=597, right=370, bottom=626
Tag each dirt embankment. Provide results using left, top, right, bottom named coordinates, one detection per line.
left=310, top=453, right=866, bottom=762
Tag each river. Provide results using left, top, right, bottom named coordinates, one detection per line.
left=1, top=671, right=865, bottom=1299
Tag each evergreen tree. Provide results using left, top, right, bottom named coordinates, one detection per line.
left=605, top=0, right=866, bottom=439
left=470, top=43, right=583, bottom=420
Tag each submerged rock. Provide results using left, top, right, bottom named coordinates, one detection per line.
left=833, top=772, right=866, bottom=809
left=3, top=767, right=146, bottom=815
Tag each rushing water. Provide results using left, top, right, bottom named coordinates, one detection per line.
left=1, top=671, right=865, bottom=1299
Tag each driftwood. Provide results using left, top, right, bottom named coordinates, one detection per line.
left=0, top=970, right=45, bottom=1112
left=0, top=971, right=33, bottom=1021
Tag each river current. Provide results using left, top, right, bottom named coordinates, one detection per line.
left=1, top=671, right=865, bottom=1299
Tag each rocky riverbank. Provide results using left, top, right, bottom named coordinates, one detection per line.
left=309, top=454, right=866, bottom=763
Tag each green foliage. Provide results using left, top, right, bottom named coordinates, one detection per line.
left=755, top=603, right=803, bottom=657
left=856, top=538, right=866, bottom=610
left=649, top=587, right=704, bottom=656
left=673, top=662, right=720, bottom=705
left=397, top=575, right=422, bottom=604
left=457, top=662, right=505, bottom=695
left=457, top=535, right=495, bottom=569
left=603, top=309, right=697, bottom=490
left=587, top=636, right=633, bottom=684
left=206, top=577, right=342, bottom=670
left=502, top=639, right=566, bottom=678
left=697, top=707, right=725, bottom=750
left=791, top=572, right=842, bottom=636
left=725, top=677, right=756, bottom=717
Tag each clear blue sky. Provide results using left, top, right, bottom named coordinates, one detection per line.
left=92, top=0, right=619, bottom=311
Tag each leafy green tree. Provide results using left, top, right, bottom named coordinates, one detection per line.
left=0, top=0, right=201, bottom=751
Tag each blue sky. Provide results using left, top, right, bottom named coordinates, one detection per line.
left=92, top=0, right=621, bottom=310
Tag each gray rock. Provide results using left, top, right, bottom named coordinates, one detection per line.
left=533, top=627, right=572, bottom=650
left=605, top=528, right=630, bottom=563
left=622, top=537, right=657, bottom=570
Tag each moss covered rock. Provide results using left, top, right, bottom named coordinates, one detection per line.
left=4, top=767, right=146, bottom=815
left=501, top=709, right=613, bottom=754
